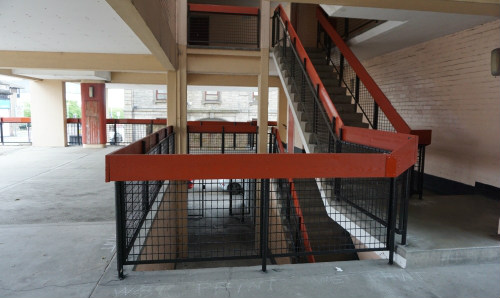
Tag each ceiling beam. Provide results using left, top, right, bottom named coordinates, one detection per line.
left=105, top=0, right=176, bottom=70
left=0, top=51, right=165, bottom=73
left=0, top=69, right=43, bottom=81
left=281, top=0, right=500, bottom=16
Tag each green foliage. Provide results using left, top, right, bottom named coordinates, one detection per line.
left=23, top=102, right=31, bottom=117
left=67, top=100, right=81, bottom=118
left=108, top=107, right=124, bottom=119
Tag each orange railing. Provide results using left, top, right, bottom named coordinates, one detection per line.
left=315, top=7, right=431, bottom=145
left=275, top=5, right=344, bottom=136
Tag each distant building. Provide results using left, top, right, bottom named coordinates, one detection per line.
left=122, top=86, right=278, bottom=122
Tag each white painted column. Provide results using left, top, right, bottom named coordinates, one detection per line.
left=30, top=80, right=67, bottom=147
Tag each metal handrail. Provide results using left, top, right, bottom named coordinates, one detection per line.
left=273, top=9, right=338, bottom=150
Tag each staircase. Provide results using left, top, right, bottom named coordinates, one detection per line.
left=293, top=178, right=359, bottom=262
left=273, top=45, right=368, bottom=153
left=306, top=47, right=369, bottom=129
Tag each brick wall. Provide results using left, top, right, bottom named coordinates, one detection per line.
left=363, top=20, right=500, bottom=187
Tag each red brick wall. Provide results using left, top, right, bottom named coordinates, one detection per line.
left=363, top=20, right=500, bottom=187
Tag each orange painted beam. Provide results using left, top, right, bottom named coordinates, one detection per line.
left=188, top=125, right=258, bottom=134
left=189, top=4, right=259, bottom=16
left=342, top=126, right=416, bottom=151
left=106, top=119, right=166, bottom=125
left=0, top=117, right=31, bottom=123
left=410, top=130, right=432, bottom=145
left=66, top=118, right=80, bottom=124
left=316, top=7, right=411, bottom=134
left=106, top=153, right=388, bottom=182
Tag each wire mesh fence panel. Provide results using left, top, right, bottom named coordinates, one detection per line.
left=67, top=122, right=81, bottom=145
left=121, top=178, right=261, bottom=265
left=107, top=124, right=166, bottom=145
left=188, top=132, right=257, bottom=154
left=188, top=11, right=259, bottom=49
left=0, top=122, right=31, bottom=144
left=268, top=176, right=391, bottom=262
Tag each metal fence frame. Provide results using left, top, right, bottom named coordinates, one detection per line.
left=0, top=117, right=32, bottom=145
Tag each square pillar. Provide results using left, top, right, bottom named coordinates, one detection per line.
left=30, top=80, right=67, bottom=147
left=81, top=82, right=107, bottom=148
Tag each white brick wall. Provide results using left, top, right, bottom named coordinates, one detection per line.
left=363, top=20, right=500, bottom=187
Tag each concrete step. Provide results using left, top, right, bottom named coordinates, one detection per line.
left=396, top=245, right=500, bottom=268
left=334, top=103, right=356, bottom=113
left=343, top=121, right=370, bottom=129
left=330, top=96, right=352, bottom=106
left=340, top=112, right=363, bottom=123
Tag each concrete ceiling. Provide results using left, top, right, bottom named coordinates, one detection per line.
left=0, top=0, right=150, bottom=54
left=321, top=5, right=498, bottom=60
left=0, top=0, right=497, bottom=81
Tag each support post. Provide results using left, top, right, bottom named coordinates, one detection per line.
left=115, top=181, right=126, bottom=279
left=261, top=179, right=270, bottom=272
left=388, top=178, right=397, bottom=264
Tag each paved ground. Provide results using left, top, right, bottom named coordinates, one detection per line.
left=0, top=146, right=499, bottom=298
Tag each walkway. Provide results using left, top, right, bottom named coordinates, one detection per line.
left=0, top=146, right=498, bottom=298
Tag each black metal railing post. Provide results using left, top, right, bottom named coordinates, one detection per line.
left=387, top=178, right=397, bottom=264
left=355, top=76, right=360, bottom=105
left=113, top=120, right=118, bottom=145
left=418, top=145, right=426, bottom=200
left=260, top=179, right=270, bottom=272
left=268, top=131, right=273, bottom=153
left=401, top=168, right=411, bottom=245
left=339, top=54, right=345, bottom=87
left=221, top=126, right=225, bottom=154
left=373, top=102, right=379, bottom=130
left=27, top=122, right=31, bottom=143
left=77, top=119, right=81, bottom=145
left=0, top=119, right=4, bottom=145
left=115, top=181, right=126, bottom=279
left=272, top=13, right=276, bottom=47
left=186, top=126, right=190, bottom=154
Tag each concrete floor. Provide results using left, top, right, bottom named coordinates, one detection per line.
left=0, top=146, right=499, bottom=298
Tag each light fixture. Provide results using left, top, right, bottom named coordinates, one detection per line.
left=89, top=86, right=94, bottom=98
left=492, top=48, right=500, bottom=77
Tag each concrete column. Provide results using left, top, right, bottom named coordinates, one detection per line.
left=257, top=0, right=270, bottom=153
left=277, top=86, right=288, bottom=145
left=81, top=82, right=106, bottom=148
left=167, top=0, right=187, bottom=155
left=30, top=80, right=67, bottom=147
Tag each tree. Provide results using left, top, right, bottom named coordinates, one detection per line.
left=67, top=100, right=81, bottom=118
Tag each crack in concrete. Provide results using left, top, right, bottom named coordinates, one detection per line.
left=0, top=281, right=96, bottom=293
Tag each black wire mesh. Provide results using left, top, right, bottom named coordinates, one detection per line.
left=317, top=26, right=395, bottom=132
left=188, top=132, right=257, bottom=154
left=273, top=19, right=336, bottom=153
left=122, top=178, right=261, bottom=265
left=66, top=121, right=81, bottom=146
left=268, top=177, right=391, bottom=262
left=107, top=123, right=165, bottom=146
left=0, top=122, right=31, bottom=144
left=188, top=11, right=259, bottom=49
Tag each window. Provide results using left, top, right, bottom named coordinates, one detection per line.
left=156, top=90, right=167, bottom=101
left=203, top=91, right=220, bottom=103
